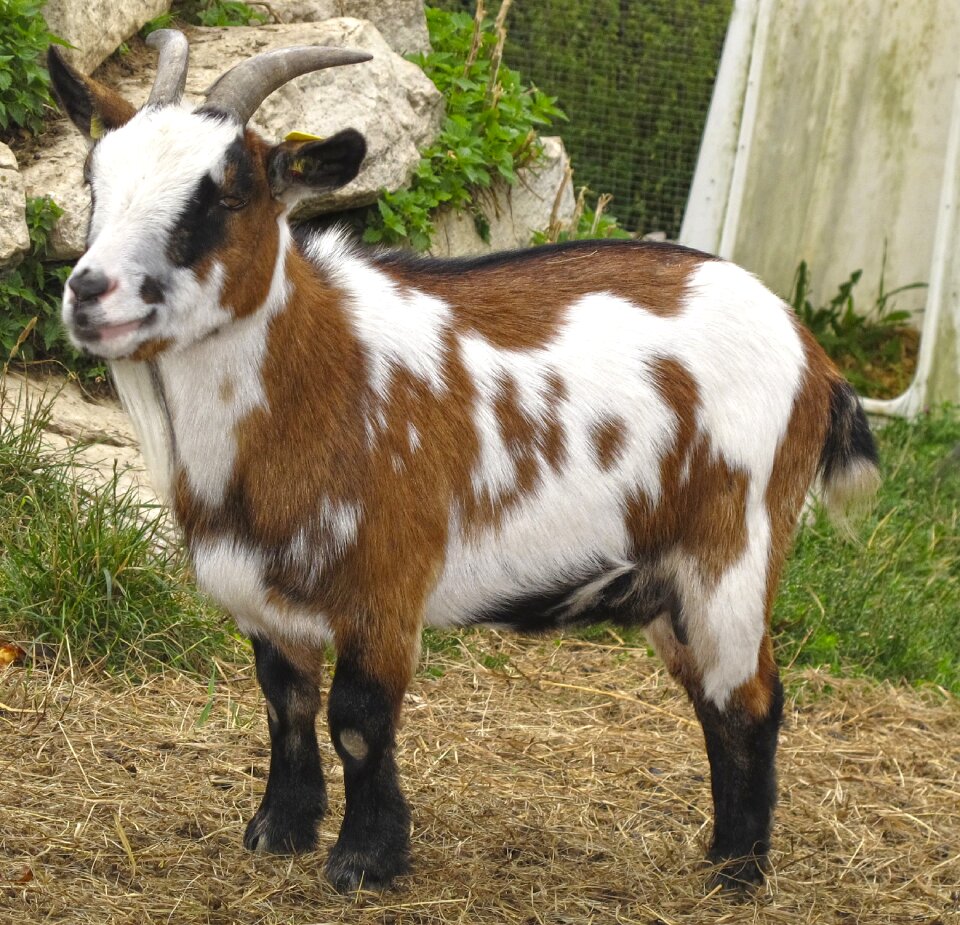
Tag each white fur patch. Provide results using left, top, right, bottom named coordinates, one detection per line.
left=304, top=230, right=451, bottom=399
left=151, top=224, right=292, bottom=508
left=192, top=536, right=332, bottom=645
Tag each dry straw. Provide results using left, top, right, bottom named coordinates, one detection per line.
left=1, top=632, right=958, bottom=924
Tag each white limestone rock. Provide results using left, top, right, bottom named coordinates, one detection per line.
left=43, top=0, right=173, bottom=74
left=23, top=18, right=444, bottom=259
left=272, top=0, right=430, bottom=55
left=0, top=143, right=29, bottom=269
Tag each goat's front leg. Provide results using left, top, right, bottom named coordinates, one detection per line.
left=324, top=621, right=418, bottom=892
left=244, top=635, right=328, bottom=854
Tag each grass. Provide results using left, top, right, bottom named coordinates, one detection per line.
left=0, top=382, right=235, bottom=676
left=774, top=406, right=960, bottom=692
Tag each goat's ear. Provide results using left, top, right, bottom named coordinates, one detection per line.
left=47, top=46, right=136, bottom=141
left=266, top=129, right=366, bottom=198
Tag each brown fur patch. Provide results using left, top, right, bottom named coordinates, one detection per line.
left=81, top=74, right=136, bottom=136
left=624, top=357, right=700, bottom=555
left=763, top=325, right=837, bottom=613
left=192, top=133, right=284, bottom=316
left=733, top=633, right=778, bottom=719
left=219, top=376, right=235, bottom=404
left=379, top=242, right=707, bottom=352
left=541, top=371, right=568, bottom=471
left=589, top=415, right=628, bottom=471
left=129, top=338, right=172, bottom=361
left=624, top=356, right=748, bottom=584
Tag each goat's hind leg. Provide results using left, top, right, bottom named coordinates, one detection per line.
left=696, top=633, right=783, bottom=891
left=645, top=615, right=783, bottom=891
left=244, top=635, right=328, bottom=854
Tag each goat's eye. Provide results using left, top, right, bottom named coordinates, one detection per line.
left=219, top=195, right=248, bottom=211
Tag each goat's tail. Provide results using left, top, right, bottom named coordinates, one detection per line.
left=817, top=379, right=881, bottom=527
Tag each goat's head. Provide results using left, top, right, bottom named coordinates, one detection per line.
left=49, top=30, right=370, bottom=360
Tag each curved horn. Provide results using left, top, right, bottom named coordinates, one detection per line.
left=204, top=46, right=372, bottom=125
left=146, top=29, right=189, bottom=107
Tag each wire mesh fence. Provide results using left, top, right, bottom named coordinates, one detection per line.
left=430, top=0, right=732, bottom=238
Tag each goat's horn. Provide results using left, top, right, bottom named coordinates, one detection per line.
left=204, top=46, right=372, bottom=125
left=146, top=29, right=189, bottom=107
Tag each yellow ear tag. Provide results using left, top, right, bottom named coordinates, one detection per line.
left=284, top=131, right=326, bottom=143
left=90, top=114, right=104, bottom=140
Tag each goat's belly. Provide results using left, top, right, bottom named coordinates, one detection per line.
left=423, top=472, right=640, bottom=630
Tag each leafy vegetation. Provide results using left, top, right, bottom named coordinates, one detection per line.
left=531, top=188, right=631, bottom=245
left=190, top=0, right=267, bottom=28
left=791, top=258, right=924, bottom=398
left=0, top=387, right=235, bottom=675
left=0, top=197, right=106, bottom=384
left=363, top=6, right=564, bottom=251
left=431, top=0, right=731, bottom=236
left=0, top=0, right=63, bottom=138
left=142, top=1, right=267, bottom=35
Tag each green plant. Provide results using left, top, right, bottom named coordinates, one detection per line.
left=194, top=0, right=269, bottom=26
left=774, top=406, right=960, bottom=693
left=431, top=0, right=732, bottom=237
left=0, top=197, right=107, bottom=383
left=532, top=187, right=632, bottom=244
left=140, top=12, right=175, bottom=37
left=0, top=387, right=236, bottom=675
left=0, top=0, right=64, bottom=137
left=363, top=6, right=564, bottom=251
left=791, top=256, right=925, bottom=396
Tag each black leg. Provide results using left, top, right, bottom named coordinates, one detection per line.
left=694, top=674, right=784, bottom=891
left=243, top=636, right=328, bottom=854
left=324, top=653, right=411, bottom=892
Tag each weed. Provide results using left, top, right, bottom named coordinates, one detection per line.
left=532, top=187, right=632, bottom=244
left=0, top=384, right=235, bottom=676
left=363, top=6, right=563, bottom=251
left=140, top=12, right=176, bottom=37
left=0, top=0, right=64, bottom=138
left=0, top=197, right=107, bottom=384
left=790, top=254, right=924, bottom=396
left=177, top=0, right=268, bottom=28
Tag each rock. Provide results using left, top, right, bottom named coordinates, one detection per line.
left=272, top=0, right=430, bottom=55
left=42, top=0, right=173, bottom=74
left=429, top=137, right=576, bottom=257
left=23, top=18, right=444, bottom=259
left=0, top=143, right=29, bottom=269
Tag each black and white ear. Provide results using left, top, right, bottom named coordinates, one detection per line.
left=266, top=129, right=366, bottom=199
left=47, top=46, right=136, bottom=141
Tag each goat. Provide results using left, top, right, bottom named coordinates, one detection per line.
left=48, top=30, right=879, bottom=894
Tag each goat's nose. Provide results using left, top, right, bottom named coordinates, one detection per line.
left=68, top=268, right=112, bottom=303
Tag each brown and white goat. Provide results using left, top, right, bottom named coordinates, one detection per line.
left=49, top=31, right=879, bottom=894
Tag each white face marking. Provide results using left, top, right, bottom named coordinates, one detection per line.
left=192, top=537, right=332, bottom=646
left=62, top=107, right=245, bottom=359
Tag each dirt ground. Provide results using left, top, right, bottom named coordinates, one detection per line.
left=1, top=633, right=958, bottom=925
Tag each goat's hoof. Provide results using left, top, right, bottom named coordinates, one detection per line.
left=324, top=841, right=410, bottom=893
left=706, top=853, right=766, bottom=897
left=243, top=796, right=326, bottom=854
